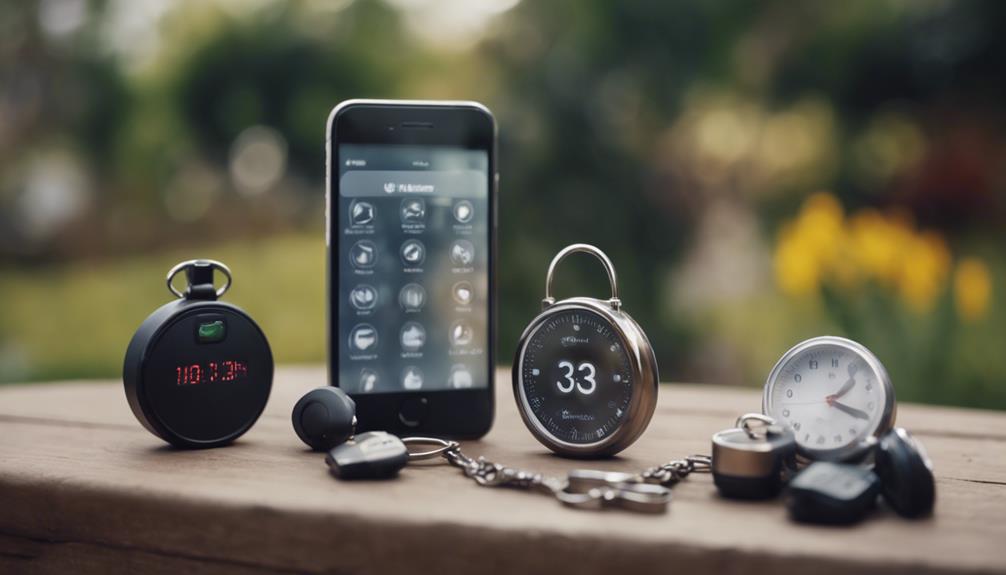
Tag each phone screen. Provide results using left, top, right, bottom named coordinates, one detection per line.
left=335, top=144, right=490, bottom=394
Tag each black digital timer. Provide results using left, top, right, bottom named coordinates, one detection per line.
left=514, top=245, right=658, bottom=458
left=123, top=260, right=273, bottom=448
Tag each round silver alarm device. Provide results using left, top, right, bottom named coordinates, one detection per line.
left=763, top=336, right=896, bottom=461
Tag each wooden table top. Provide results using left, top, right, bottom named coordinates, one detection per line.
left=1, top=366, right=1004, bottom=575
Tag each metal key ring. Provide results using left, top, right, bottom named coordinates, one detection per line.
left=402, top=437, right=459, bottom=461
left=542, top=243, right=621, bottom=311
left=166, top=260, right=232, bottom=299
left=737, top=413, right=776, bottom=439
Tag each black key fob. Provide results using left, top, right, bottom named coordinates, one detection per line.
left=325, top=431, right=409, bottom=480
left=711, top=414, right=796, bottom=499
left=875, top=428, right=936, bottom=518
left=788, top=462, right=880, bottom=525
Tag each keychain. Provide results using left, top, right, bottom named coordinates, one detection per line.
left=400, top=437, right=709, bottom=513
left=292, top=384, right=706, bottom=513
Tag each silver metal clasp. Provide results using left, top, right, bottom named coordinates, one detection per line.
left=542, top=244, right=621, bottom=311
left=737, top=413, right=777, bottom=440
left=559, top=469, right=670, bottom=513
left=402, top=436, right=459, bottom=461
left=166, top=259, right=232, bottom=300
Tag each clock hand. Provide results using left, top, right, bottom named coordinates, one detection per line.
left=827, top=363, right=859, bottom=403
left=828, top=377, right=856, bottom=403
left=831, top=401, right=870, bottom=420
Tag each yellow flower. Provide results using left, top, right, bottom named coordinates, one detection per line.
left=954, top=258, right=992, bottom=322
left=848, top=209, right=907, bottom=285
left=798, top=192, right=844, bottom=268
left=773, top=192, right=846, bottom=297
left=774, top=221, right=820, bottom=296
left=896, top=231, right=950, bottom=313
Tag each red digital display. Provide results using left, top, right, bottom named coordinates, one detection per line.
left=175, top=360, right=249, bottom=386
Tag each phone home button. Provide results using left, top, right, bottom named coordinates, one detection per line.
left=398, top=397, right=428, bottom=428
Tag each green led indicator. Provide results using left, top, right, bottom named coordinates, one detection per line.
left=197, top=320, right=226, bottom=343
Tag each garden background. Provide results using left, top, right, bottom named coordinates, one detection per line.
left=1, top=0, right=1003, bottom=408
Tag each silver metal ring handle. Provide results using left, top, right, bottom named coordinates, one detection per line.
left=737, top=413, right=776, bottom=439
left=402, top=436, right=459, bottom=461
left=166, top=259, right=232, bottom=299
left=543, top=244, right=620, bottom=310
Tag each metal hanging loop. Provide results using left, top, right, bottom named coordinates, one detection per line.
left=166, top=260, right=232, bottom=300
left=736, top=413, right=777, bottom=440
left=543, top=244, right=620, bottom=311
left=402, top=437, right=460, bottom=461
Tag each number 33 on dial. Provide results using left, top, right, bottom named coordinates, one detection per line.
left=763, top=336, right=896, bottom=461
left=556, top=360, right=597, bottom=394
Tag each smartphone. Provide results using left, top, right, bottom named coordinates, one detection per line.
left=326, top=100, right=496, bottom=438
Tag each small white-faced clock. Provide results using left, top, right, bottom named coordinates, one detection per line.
left=513, top=244, right=658, bottom=458
left=763, top=336, right=896, bottom=461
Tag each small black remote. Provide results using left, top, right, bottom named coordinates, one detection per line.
left=788, top=462, right=880, bottom=525
left=874, top=428, right=936, bottom=518
left=325, top=431, right=409, bottom=480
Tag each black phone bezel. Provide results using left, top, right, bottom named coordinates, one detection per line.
left=325, top=100, right=496, bottom=438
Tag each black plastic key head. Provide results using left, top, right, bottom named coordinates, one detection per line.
left=875, top=428, right=936, bottom=518
left=325, top=431, right=409, bottom=480
left=788, top=462, right=880, bottom=525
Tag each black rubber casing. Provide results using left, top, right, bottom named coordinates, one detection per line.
left=875, top=428, right=936, bottom=518
left=292, top=387, right=356, bottom=451
left=123, top=299, right=273, bottom=448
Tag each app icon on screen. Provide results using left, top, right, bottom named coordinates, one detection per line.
left=400, top=322, right=426, bottom=352
left=402, top=367, right=424, bottom=390
left=450, top=240, right=475, bottom=266
left=401, top=198, right=426, bottom=224
left=399, top=283, right=426, bottom=311
left=449, top=364, right=474, bottom=389
left=349, top=324, right=378, bottom=352
left=453, top=200, right=474, bottom=224
left=359, top=368, right=379, bottom=392
left=401, top=240, right=426, bottom=266
left=349, top=200, right=375, bottom=226
left=449, top=321, right=473, bottom=346
left=349, top=285, right=378, bottom=310
left=452, top=281, right=474, bottom=305
left=350, top=241, right=377, bottom=269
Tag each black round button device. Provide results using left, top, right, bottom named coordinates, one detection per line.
left=123, top=261, right=273, bottom=448
left=292, top=387, right=356, bottom=451
left=875, top=427, right=936, bottom=518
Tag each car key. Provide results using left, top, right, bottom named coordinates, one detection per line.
left=325, top=431, right=409, bottom=480
left=874, top=427, right=935, bottom=518
left=787, top=461, right=880, bottom=525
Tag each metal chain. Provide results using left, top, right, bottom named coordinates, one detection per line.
left=402, top=437, right=710, bottom=514
left=640, top=455, right=712, bottom=486
left=442, top=443, right=571, bottom=504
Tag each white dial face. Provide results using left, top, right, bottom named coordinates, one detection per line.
left=768, top=342, right=889, bottom=454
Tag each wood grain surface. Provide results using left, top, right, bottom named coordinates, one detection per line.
left=1, top=366, right=1004, bottom=575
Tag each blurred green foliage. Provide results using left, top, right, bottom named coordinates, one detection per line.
left=1, top=0, right=1003, bottom=408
